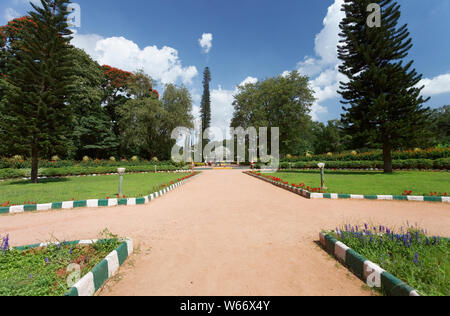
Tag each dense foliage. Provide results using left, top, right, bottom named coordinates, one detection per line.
left=338, top=0, right=430, bottom=173
left=0, top=2, right=194, bottom=182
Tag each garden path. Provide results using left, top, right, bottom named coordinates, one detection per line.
left=1, top=170, right=449, bottom=296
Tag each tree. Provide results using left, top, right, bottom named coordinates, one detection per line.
left=157, top=84, right=194, bottom=160
left=200, top=67, right=211, bottom=153
left=2, top=0, right=74, bottom=183
left=429, top=105, right=450, bottom=146
left=101, top=64, right=135, bottom=148
left=116, top=71, right=162, bottom=159
left=69, top=48, right=117, bottom=159
left=338, top=0, right=430, bottom=173
left=312, top=120, right=346, bottom=154
left=231, top=71, right=315, bottom=157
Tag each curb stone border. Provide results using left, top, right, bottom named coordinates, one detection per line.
left=319, top=232, right=419, bottom=296
left=0, top=172, right=201, bottom=215
left=10, top=238, right=133, bottom=296
left=244, top=171, right=450, bottom=203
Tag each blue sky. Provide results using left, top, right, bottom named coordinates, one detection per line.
left=1, top=0, right=450, bottom=133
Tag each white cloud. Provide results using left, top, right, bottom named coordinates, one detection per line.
left=71, top=33, right=198, bottom=85
left=4, top=8, right=20, bottom=22
left=198, top=33, right=213, bottom=54
left=239, top=76, right=258, bottom=86
left=293, top=0, right=346, bottom=121
left=419, top=73, right=450, bottom=96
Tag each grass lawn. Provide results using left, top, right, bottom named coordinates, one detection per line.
left=0, top=232, right=121, bottom=296
left=0, top=172, right=192, bottom=205
left=328, top=225, right=449, bottom=296
left=268, top=171, right=450, bottom=196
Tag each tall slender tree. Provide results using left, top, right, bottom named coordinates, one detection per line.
left=200, top=67, right=211, bottom=155
left=338, top=0, right=430, bottom=173
left=3, top=0, right=74, bottom=183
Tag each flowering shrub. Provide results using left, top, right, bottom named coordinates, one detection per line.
left=328, top=223, right=449, bottom=296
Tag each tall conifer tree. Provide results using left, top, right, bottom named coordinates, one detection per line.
left=200, top=67, right=211, bottom=156
left=4, top=0, right=74, bottom=182
left=338, top=0, right=430, bottom=173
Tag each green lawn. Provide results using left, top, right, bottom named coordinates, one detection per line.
left=268, top=171, right=450, bottom=196
left=0, top=172, right=191, bottom=205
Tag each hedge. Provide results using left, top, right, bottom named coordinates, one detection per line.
left=0, top=158, right=187, bottom=169
left=0, top=165, right=191, bottom=180
left=282, top=148, right=449, bottom=162
left=255, top=158, right=450, bottom=170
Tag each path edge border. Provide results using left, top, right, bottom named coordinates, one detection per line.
left=244, top=171, right=449, bottom=203
left=319, top=232, right=420, bottom=296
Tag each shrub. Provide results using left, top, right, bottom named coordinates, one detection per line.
left=278, top=159, right=446, bottom=170
left=0, top=168, right=26, bottom=179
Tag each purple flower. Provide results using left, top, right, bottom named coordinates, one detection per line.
left=414, top=253, right=419, bottom=264
left=44, top=257, right=49, bottom=264
left=1, top=235, right=9, bottom=252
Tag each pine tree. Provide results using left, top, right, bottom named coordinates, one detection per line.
left=338, top=0, right=430, bottom=173
left=3, top=0, right=74, bottom=183
left=200, top=67, right=211, bottom=156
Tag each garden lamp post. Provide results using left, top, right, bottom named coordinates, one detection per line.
left=118, top=168, right=126, bottom=197
left=317, top=163, right=326, bottom=189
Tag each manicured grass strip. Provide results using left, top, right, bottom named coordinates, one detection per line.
left=0, top=172, right=192, bottom=205
left=0, top=173, right=200, bottom=215
left=267, top=171, right=450, bottom=196
left=245, top=172, right=449, bottom=203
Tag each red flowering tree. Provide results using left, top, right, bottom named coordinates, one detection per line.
left=0, top=16, right=38, bottom=77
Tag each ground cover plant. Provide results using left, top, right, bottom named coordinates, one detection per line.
left=0, top=172, right=195, bottom=206
left=259, top=171, right=449, bottom=196
left=326, top=224, right=449, bottom=296
left=0, top=230, right=121, bottom=296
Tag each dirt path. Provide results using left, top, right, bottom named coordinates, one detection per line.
left=1, top=170, right=449, bottom=296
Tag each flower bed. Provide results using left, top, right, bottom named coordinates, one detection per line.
left=0, top=231, right=132, bottom=296
left=321, top=224, right=449, bottom=296
left=282, top=148, right=450, bottom=162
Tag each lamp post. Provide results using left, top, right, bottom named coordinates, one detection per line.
left=118, top=168, right=126, bottom=197
left=317, top=163, right=326, bottom=190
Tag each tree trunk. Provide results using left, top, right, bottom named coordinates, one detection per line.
left=383, top=141, right=393, bottom=173
left=31, top=144, right=39, bottom=183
